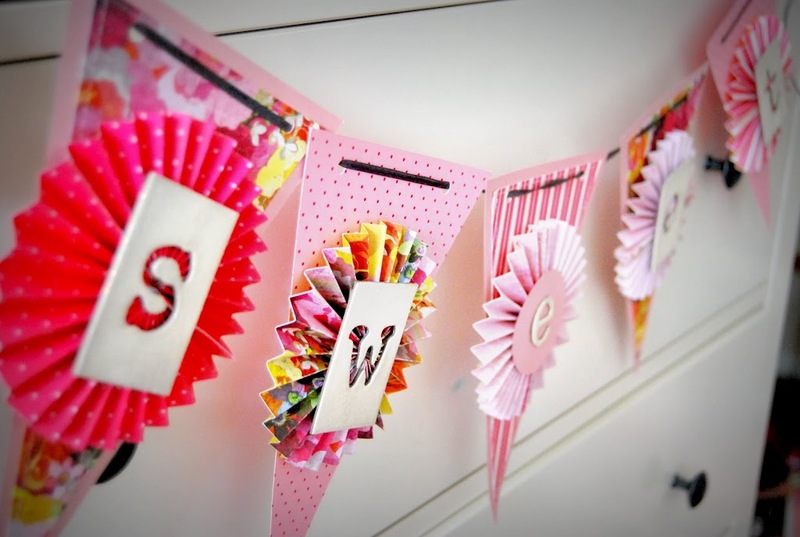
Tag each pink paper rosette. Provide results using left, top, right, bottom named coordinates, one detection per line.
left=0, top=112, right=265, bottom=450
left=261, top=221, right=436, bottom=470
left=614, top=130, right=695, bottom=301
left=724, top=14, right=792, bottom=173
left=471, top=219, right=585, bottom=420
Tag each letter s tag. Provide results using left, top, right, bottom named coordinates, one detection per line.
left=73, top=173, right=238, bottom=395
left=125, top=246, right=191, bottom=331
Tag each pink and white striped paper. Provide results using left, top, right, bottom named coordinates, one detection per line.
left=706, top=0, right=788, bottom=224
left=477, top=152, right=604, bottom=518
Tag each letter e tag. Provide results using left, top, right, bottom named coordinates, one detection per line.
left=512, top=271, right=567, bottom=375
left=311, top=281, right=417, bottom=434
left=72, top=173, right=239, bottom=395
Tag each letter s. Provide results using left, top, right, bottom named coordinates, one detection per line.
left=125, top=246, right=191, bottom=331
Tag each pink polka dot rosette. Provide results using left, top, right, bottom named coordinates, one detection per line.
left=724, top=15, right=793, bottom=173
left=471, top=219, right=586, bottom=421
left=0, top=112, right=265, bottom=450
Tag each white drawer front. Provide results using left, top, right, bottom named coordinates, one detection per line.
left=438, top=312, right=780, bottom=537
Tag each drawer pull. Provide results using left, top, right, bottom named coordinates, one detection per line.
left=671, top=472, right=707, bottom=508
left=97, top=442, right=138, bottom=484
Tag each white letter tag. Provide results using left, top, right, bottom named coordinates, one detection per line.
left=311, top=281, right=418, bottom=434
left=650, top=160, right=692, bottom=273
left=72, top=173, right=238, bottom=395
left=755, top=38, right=787, bottom=146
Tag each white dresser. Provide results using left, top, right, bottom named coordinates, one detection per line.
left=0, top=1, right=798, bottom=535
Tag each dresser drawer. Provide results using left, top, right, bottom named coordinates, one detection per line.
left=438, top=310, right=777, bottom=537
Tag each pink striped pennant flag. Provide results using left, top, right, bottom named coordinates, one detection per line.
left=475, top=152, right=604, bottom=518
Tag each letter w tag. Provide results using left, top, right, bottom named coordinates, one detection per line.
left=311, top=281, right=417, bottom=434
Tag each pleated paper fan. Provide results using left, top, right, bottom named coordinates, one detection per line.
left=0, top=111, right=266, bottom=450
left=615, top=130, right=695, bottom=301
left=261, top=221, right=436, bottom=471
left=724, top=15, right=792, bottom=173
left=471, top=219, right=585, bottom=421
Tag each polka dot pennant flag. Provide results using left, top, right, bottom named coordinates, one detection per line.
left=263, top=130, right=489, bottom=536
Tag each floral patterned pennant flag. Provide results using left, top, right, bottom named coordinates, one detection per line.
left=1, top=0, right=339, bottom=534
left=262, top=129, right=489, bottom=536
left=471, top=152, right=604, bottom=518
left=614, top=65, right=707, bottom=364
left=51, top=0, right=339, bottom=216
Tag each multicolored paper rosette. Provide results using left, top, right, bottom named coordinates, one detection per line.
left=723, top=15, right=793, bottom=174
left=0, top=112, right=265, bottom=535
left=615, top=130, right=696, bottom=300
left=262, top=221, right=435, bottom=536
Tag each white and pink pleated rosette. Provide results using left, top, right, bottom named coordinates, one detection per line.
left=472, top=219, right=585, bottom=420
left=614, top=130, right=696, bottom=302
left=471, top=219, right=585, bottom=516
left=724, top=14, right=793, bottom=174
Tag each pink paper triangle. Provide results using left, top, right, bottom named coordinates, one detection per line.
left=270, top=455, right=337, bottom=537
left=1, top=414, right=115, bottom=537
left=486, top=415, right=520, bottom=520
left=750, top=167, right=772, bottom=226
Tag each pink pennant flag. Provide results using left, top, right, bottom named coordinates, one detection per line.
left=614, top=66, right=707, bottom=364
left=270, top=457, right=336, bottom=537
left=1, top=0, right=340, bottom=532
left=472, top=153, right=604, bottom=518
left=486, top=416, right=520, bottom=519
left=0, top=415, right=115, bottom=537
left=707, top=0, right=793, bottom=224
left=262, top=130, right=489, bottom=535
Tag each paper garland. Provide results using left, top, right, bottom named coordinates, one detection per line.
left=723, top=15, right=793, bottom=175
left=0, top=0, right=794, bottom=533
left=471, top=154, right=603, bottom=518
left=261, top=221, right=436, bottom=470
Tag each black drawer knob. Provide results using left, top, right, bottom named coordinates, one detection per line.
left=97, top=442, right=137, bottom=484
left=704, top=156, right=742, bottom=189
left=671, top=471, right=707, bottom=508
